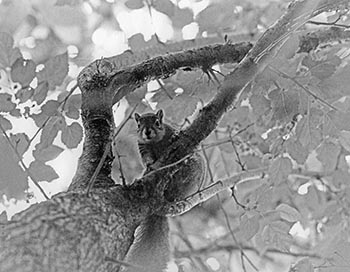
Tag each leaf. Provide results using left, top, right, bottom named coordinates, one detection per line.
left=10, top=108, right=21, bottom=117
left=276, top=203, right=301, bottom=222
left=268, top=88, right=299, bottom=123
left=256, top=186, right=274, bottom=211
left=33, top=144, right=64, bottom=162
left=285, top=139, right=308, bottom=164
left=291, top=258, right=314, bottom=272
left=128, top=34, right=148, bottom=51
left=63, top=94, right=81, bottom=119
left=28, top=160, right=59, bottom=182
left=327, top=110, right=350, bottom=132
left=10, top=133, right=29, bottom=156
left=197, top=3, right=236, bottom=34
left=31, top=111, right=48, bottom=128
left=296, top=108, right=322, bottom=150
left=268, top=157, right=292, bottom=185
left=0, top=115, right=12, bottom=131
left=339, top=131, right=350, bottom=152
left=11, top=58, right=36, bottom=86
left=0, top=210, right=8, bottom=223
left=303, top=186, right=322, bottom=213
left=0, top=32, right=22, bottom=69
left=15, top=87, right=34, bottom=103
left=41, top=100, right=60, bottom=116
left=250, top=92, right=271, bottom=117
left=37, top=52, right=68, bottom=90
left=128, top=34, right=160, bottom=52
left=125, top=0, right=144, bottom=9
left=0, top=93, right=16, bottom=112
left=61, top=122, right=83, bottom=148
left=55, top=0, right=81, bottom=6
left=125, top=85, right=148, bottom=107
left=321, top=240, right=350, bottom=271
left=33, top=81, right=49, bottom=105
left=278, top=34, right=300, bottom=59
left=165, top=70, right=215, bottom=103
left=331, top=169, right=350, bottom=188
left=322, top=201, right=342, bottom=226
left=156, top=94, right=199, bottom=124
left=153, top=1, right=194, bottom=29
left=219, top=106, right=250, bottom=128
left=153, top=0, right=175, bottom=17
left=319, top=64, right=350, bottom=98
left=39, top=116, right=65, bottom=149
left=316, top=142, right=341, bottom=172
left=260, top=220, right=293, bottom=252
left=301, top=55, right=340, bottom=80
left=0, top=134, right=27, bottom=199
left=239, top=214, right=260, bottom=241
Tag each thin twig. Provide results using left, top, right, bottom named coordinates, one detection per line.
left=269, top=65, right=338, bottom=111
left=229, top=132, right=246, bottom=171
left=104, top=256, right=141, bottom=269
left=201, top=123, right=254, bottom=150
left=175, top=243, right=322, bottom=260
left=308, top=14, right=350, bottom=28
left=142, top=153, right=193, bottom=179
left=60, top=83, right=79, bottom=113
left=217, top=194, right=259, bottom=272
left=173, top=220, right=210, bottom=271
left=28, top=83, right=79, bottom=148
left=200, top=143, right=213, bottom=189
left=86, top=141, right=111, bottom=196
left=0, top=124, right=49, bottom=200
left=113, top=103, right=138, bottom=140
left=156, top=79, right=173, bottom=99
left=115, top=148, right=127, bottom=186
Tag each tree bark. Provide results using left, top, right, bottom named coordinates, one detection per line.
left=0, top=188, right=139, bottom=272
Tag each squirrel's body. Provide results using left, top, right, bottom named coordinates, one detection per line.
left=136, top=110, right=178, bottom=172
left=123, top=110, right=205, bottom=272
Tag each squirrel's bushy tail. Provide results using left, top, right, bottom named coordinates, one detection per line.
left=123, top=215, right=170, bottom=272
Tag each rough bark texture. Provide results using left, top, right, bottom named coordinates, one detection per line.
left=0, top=188, right=139, bottom=272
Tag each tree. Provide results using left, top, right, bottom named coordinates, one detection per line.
left=1, top=0, right=350, bottom=271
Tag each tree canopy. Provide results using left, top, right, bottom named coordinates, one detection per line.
left=1, top=0, right=350, bottom=271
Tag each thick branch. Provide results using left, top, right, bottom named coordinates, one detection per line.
left=159, top=167, right=268, bottom=216
left=154, top=0, right=349, bottom=166
left=0, top=188, right=145, bottom=272
left=78, top=42, right=253, bottom=103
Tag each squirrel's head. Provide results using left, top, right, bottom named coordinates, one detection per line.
left=135, top=109, right=165, bottom=143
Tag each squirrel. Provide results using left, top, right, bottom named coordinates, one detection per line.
left=123, top=109, right=205, bottom=272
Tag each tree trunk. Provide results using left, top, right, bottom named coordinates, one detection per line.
left=0, top=188, right=139, bottom=272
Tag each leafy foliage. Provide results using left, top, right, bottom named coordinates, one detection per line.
left=1, top=0, right=350, bottom=271
left=0, top=31, right=80, bottom=198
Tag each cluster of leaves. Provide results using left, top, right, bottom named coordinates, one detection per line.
left=104, top=1, right=350, bottom=271
left=2, top=0, right=350, bottom=271
left=117, top=42, right=350, bottom=271
left=0, top=32, right=82, bottom=199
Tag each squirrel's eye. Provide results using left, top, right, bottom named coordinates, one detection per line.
left=155, top=120, right=161, bottom=128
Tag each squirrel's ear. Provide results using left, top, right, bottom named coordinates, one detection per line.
left=156, top=109, right=163, bottom=120
left=134, top=113, right=141, bottom=122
